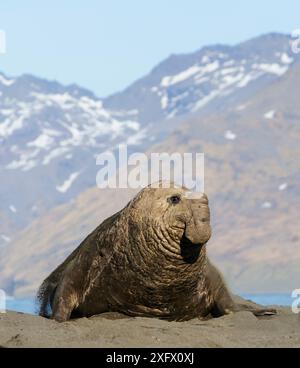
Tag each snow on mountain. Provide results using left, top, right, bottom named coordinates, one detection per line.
left=264, top=110, right=276, bottom=119
left=56, top=172, right=80, bottom=193
left=224, top=130, right=237, bottom=141
left=0, top=74, right=15, bottom=87
left=278, top=183, right=288, bottom=191
left=157, top=57, right=289, bottom=117
left=104, top=33, right=299, bottom=123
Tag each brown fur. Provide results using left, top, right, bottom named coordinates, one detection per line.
left=37, top=184, right=276, bottom=322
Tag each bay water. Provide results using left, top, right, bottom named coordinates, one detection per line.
left=5, top=293, right=294, bottom=315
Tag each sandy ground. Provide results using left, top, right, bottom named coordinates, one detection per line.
left=1, top=299, right=300, bottom=348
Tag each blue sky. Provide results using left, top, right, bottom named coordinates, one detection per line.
left=0, top=0, right=299, bottom=97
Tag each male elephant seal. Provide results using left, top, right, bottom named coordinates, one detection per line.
left=38, top=183, right=276, bottom=322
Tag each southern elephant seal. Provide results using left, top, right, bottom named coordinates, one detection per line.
left=38, top=183, right=276, bottom=322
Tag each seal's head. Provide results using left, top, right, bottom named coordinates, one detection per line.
left=127, top=182, right=211, bottom=250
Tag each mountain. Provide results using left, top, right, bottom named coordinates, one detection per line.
left=0, top=73, right=146, bottom=246
left=0, top=33, right=298, bottom=249
left=1, top=45, right=300, bottom=296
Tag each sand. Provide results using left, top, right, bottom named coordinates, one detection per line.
left=0, top=298, right=300, bottom=348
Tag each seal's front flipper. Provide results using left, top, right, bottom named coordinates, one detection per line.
left=206, top=260, right=236, bottom=317
left=51, top=282, right=79, bottom=322
left=234, top=302, right=277, bottom=317
left=249, top=308, right=277, bottom=316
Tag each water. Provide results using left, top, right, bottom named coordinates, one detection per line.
left=6, top=297, right=37, bottom=315
left=241, top=293, right=293, bottom=307
left=5, top=293, right=293, bottom=315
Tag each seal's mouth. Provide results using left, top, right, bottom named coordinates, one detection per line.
left=180, top=234, right=203, bottom=263
left=182, top=230, right=207, bottom=247
left=181, top=227, right=209, bottom=247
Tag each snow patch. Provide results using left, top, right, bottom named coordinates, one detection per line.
left=6, top=149, right=40, bottom=171
left=280, top=53, right=294, bottom=65
left=43, top=147, right=70, bottom=165
left=192, top=90, right=220, bottom=111
left=0, top=75, right=15, bottom=86
left=237, top=73, right=257, bottom=88
left=27, top=133, right=54, bottom=149
left=254, top=63, right=288, bottom=76
left=9, top=205, right=17, bottom=213
left=264, top=110, right=276, bottom=120
left=224, top=130, right=237, bottom=141
left=125, top=121, right=140, bottom=131
left=161, top=94, right=168, bottom=109
left=1, top=235, right=11, bottom=243
left=161, top=65, right=202, bottom=87
left=0, top=108, right=14, bottom=116
left=236, top=104, right=248, bottom=111
left=56, top=172, right=80, bottom=193
left=220, top=73, right=244, bottom=87
left=201, top=55, right=210, bottom=64
left=262, top=202, right=272, bottom=209
left=223, top=60, right=235, bottom=67
left=0, top=113, right=29, bottom=138
left=278, top=183, right=288, bottom=191
left=161, top=61, right=219, bottom=88
left=32, top=92, right=76, bottom=107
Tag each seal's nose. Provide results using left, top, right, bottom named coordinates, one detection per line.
left=190, top=194, right=210, bottom=223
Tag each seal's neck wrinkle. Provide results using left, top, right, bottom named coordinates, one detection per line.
left=127, top=216, right=206, bottom=274
left=123, top=215, right=208, bottom=317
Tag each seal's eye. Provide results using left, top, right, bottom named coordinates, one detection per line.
left=168, top=195, right=181, bottom=205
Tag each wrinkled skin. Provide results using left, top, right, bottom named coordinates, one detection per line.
left=38, top=184, right=276, bottom=322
